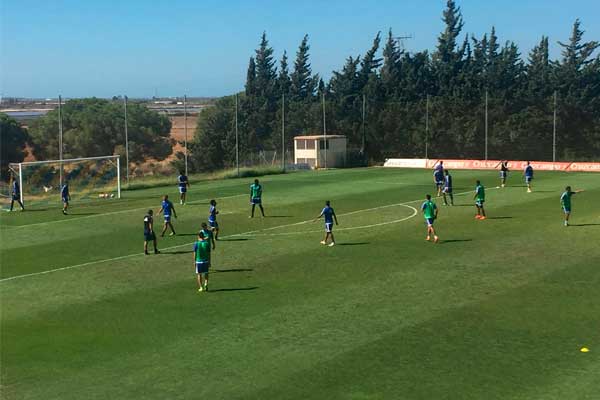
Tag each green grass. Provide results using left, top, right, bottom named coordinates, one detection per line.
left=1, top=167, right=600, bottom=400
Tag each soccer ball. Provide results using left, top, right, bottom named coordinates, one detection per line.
left=110, top=193, right=115, bottom=198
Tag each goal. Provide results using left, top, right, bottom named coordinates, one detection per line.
left=8, top=155, right=121, bottom=207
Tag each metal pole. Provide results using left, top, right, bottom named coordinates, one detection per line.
left=58, top=95, right=63, bottom=188
left=18, top=163, right=23, bottom=206
left=116, top=157, right=121, bottom=198
left=124, top=96, right=129, bottom=184
left=553, top=90, right=557, bottom=165
left=485, top=91, right=488, bottom=160
left=322, top=92, right=327, bottom=169
left=235, top=94, right=239, bottom=178
left=281, top=92, right=285, bottom=172
left=361, top=93, right=366, bottom=155
left=425, top=95, right=429, bottom=159
left=184, top=95, right=188, bottom=176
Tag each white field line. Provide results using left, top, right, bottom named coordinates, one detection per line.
left=244, top=205, right=418, bottom=237
left=0, top=188, right=496, bottom=283
left=3, top=194, right=246, bottom=229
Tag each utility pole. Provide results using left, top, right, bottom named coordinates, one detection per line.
left=361, top=93, right=366, bottom=157
left=485, top=91, right=489, bottom=160
left=322, top=92, right=327, bottom=169
left=58, top=95, right=64, bottom=188
left=425, top=94, right=429, bottom=159
left=235, top=94, right=239, bottom=178
left=281, top=93, right=285, bottom=172
left=184, top=95, right=188, bottom=176
left=553, top=90, right=557, bottom=165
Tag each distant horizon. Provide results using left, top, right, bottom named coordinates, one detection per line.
left=2, top=0, right=599, bottom=98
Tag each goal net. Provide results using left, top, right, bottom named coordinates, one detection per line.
left=8, top=155, right=121, bottom=207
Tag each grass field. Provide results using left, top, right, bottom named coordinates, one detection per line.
left=2, top=167, right=600, bottom=400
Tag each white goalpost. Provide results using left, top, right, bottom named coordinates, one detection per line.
left=9, top=155, right=121, bottom=207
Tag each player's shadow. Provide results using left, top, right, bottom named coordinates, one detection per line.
left=264, top=215, right=292, bottom=218
left=22, top=208, right=48, bottom=212
left=338, top=242, right=370, bottom=246
left=487, top=216, right=513, bottom=220
left=214, top=268, right=253, bottom=273
left=162, top=250, right=193, bottom=255
left=210, top=286, right=259, bottom=293
left=177, top=233, right=200, bottom=236
left=69, top=212, right=96, bottom=215
left=219, top=237, right=251, bottom=241
left=440, top=239, right=473, bottom=244
left=570, top=223, right=600, bottom=227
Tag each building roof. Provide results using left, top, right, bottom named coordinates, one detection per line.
left=294, top=135, right=346, bottom=140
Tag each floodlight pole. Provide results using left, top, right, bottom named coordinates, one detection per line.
left=361, top=93, right=366, bottom=155
left=184, top=94, right=188, bottom=176
left=124, top=96, right=130, bottom=184
left=235, top=93, right=240, bottom=178
left=425, top=94, right=429, bottom=159
left=322, top=92, right=327, bottom=169
left=553, top=90, right=557, bottom=165
left=281, top=92, right=285, bottom=172
left=485, top=90, right=489, bottom=160
left=58, top=95, right=64, bottom=188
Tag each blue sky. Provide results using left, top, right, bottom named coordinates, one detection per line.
left=1, top=0, right=599, bottom=98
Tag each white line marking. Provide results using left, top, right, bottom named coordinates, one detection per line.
left=0, top=188, right=497, bottom=283
left=4, top=194, right=245, bottom=229
left=242, top=205, right=418, bottom=236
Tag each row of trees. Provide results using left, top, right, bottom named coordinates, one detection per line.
left=1, top=98, right=173, bottom=179
left=189, top=1, right=599, bottom=171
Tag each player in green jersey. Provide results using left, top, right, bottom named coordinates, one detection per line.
left=194, top=231, right=212, bottom=292
left=474, top=180, right=487, bottom=220
left=249, top=179, right=265, bottom=218
left=200, top=222, right=216, bottom=249
left=560, top=186, right=584, bottom=226
left=421, top=194, right=439, bottom=243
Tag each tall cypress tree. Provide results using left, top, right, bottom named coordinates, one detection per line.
left=254, top=32, right=277, bottom=98
left=290, top=35, right=314, bottom=100
left=277, top=51, right=291, bottom=95
left=245, top=57, right=257, bottom=97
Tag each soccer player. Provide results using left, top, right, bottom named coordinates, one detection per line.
left=442, top=170, right=454, bottom=206
left=200, top=222, right=216, bottom=250
left=194, top=231, right=211, bottom=292
left=249, top=179, right=265, bottom=218
left=158, top=194, right=177, bottom=236
left=524, top=161, right=534, bottom=192
left=421, top=194, right=439, bottom=243
left=560, top=186, right=584, bottom=227
left=61, top=182, right=71, bottom=215
left=9, top=178, right=25, bottom=212
left=433, top=161, right=444, bottom=197
left=314, top=200, right=338, bottom=247
left=499, top=160, right=509, bottom=188
left=208, top=199, right=219, bottom=240
left=474, top=180, right=486, bottom=220
left=143, top=210, right=160, bottom=255
left=177, top=171, right=189, bottom=205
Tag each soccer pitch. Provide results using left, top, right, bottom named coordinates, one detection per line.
left=2, top=167, right=600, bottom=399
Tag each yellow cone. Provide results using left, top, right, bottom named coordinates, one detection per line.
left=580, top=347, right=589, bottom=353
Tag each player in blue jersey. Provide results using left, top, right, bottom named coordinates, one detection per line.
left=524, top=161, right=534, bottom=192
left=61, top=182, right=71, bottom=215
left=208, top=199, right=220, bottom=240
left=158, top=194, right=177, bottom=236
left=200, top=222, right=216, bottom=250
left=433, top=161, right=444, bottom=197
left=560, top=186, right=584, bottom=227
left=314, top=200, right=338, bottom=247
left=442, top=170, right=454, bottom=206
left=421, top=194, right=439, bottom=243
left=143, top=210, right=160, bottom=255
left=177, top=171, right=189, bottom=205
left=499, top=160, right=509, bottom=188
left=9, top=177, right=25, bottom=212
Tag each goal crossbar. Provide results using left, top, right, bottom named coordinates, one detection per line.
left=9, top=155, right=121, bottom=205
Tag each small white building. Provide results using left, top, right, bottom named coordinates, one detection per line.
left=294, top=135, right=347, bottom=169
